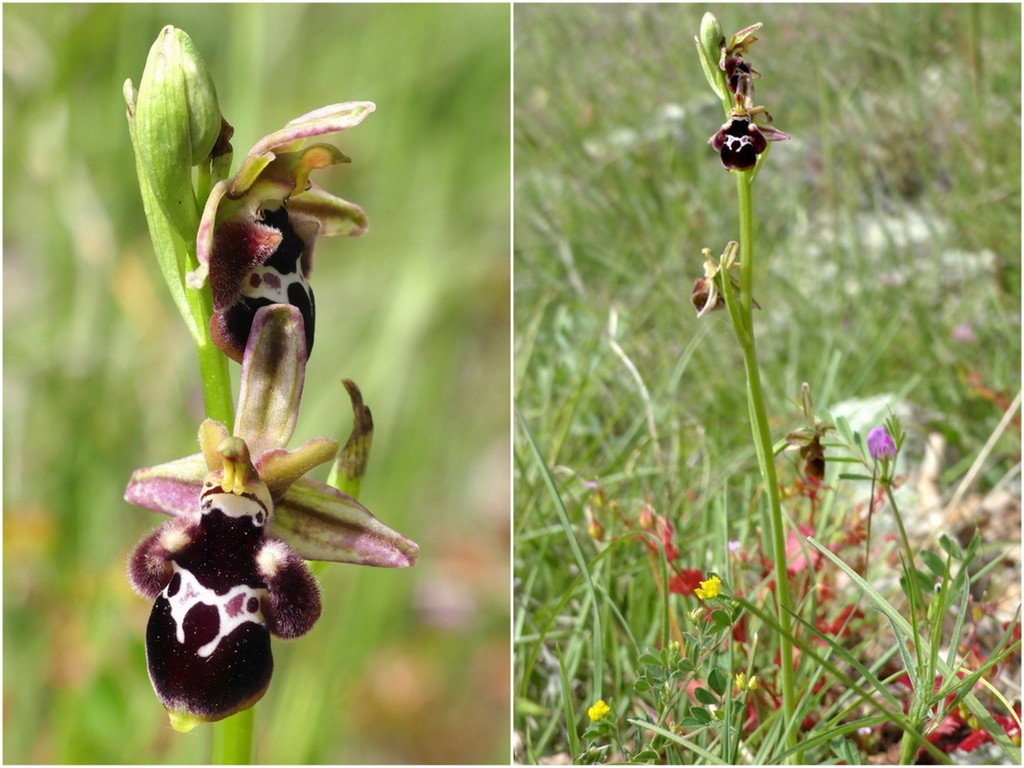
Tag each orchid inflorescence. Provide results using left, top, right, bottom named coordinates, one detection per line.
left=698, top=19, right=790, bottom=172
left=690, top=17, right=787, bottom=317
left=123, top=26, right=416, bottom=732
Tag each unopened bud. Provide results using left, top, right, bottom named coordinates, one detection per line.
left=699, top=13, right=725, bottom=60
left=695, top=13, right=728, bottom=100
left=131, top=26, right=223, bottom=238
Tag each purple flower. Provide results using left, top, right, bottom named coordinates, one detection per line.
left=952, top=323, right=976, bottom=343
left=867, top=427, right=897, bottom=462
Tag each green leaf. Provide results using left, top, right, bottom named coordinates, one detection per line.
left=707, top=667, right=728, bottom=697
left=919, top=549, right=946, bottom=577
left=632, top=747, right=659, bottom=763
left=694, top=31, right=727, bottom=101
left=938, top=533, right=962, bottom=559
left=637, top=651, right=660, bottom=666
left=694, top=687, right=718, bottom=706
left=710, top=610, right=733, bottom=630
left=555, top=645, right=580, bottom=761
left=689, top=706, right=711, bottom=725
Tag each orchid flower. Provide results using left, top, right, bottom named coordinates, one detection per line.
left=126, top=305, right=417, bottom=730
left=186, top=103, right=374, bottom=362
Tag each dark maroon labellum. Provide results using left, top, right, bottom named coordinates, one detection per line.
left=128, top=475, right=322, bottom=723
left=709, top=117, right=767, bottom=171
left=210, top=204, right=316, bottom=363
left=143, top=485, right=274, bottom=721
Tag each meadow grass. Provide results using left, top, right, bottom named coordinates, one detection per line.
left=4, top=4, right=509, bottom=763
left=514, top=5, right=1020, bottom=764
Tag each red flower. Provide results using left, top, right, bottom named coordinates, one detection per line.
left=668, top=569, right=704, bottom=596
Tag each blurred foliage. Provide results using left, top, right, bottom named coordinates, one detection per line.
left=4, top=3, right=509, bottom=763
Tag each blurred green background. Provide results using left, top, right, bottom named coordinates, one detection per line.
left=4, top=4, right=509, bottom=763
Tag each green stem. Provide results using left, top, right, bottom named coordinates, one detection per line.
left=211, top=707, right=254, bottom=764
left=722, top=169, right=799, bottom=761
left=886, top=483, right=929, bottom=765
left=183, top=244, right=234, bottom=431
left=737, top=173, right=756, bottom=322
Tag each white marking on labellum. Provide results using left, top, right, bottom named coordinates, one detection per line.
left=164, top=564, right=268, bottom=658
left=723, top=135, right=753, bottom=150
left=242, top=267, right=310, bottom=305
left=201, top=490, right=269, bottom=526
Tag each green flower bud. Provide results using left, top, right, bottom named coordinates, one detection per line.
left=132, top=26, right=222, bottom=240
left=699, top=12, right=725, bottom=59
left=695, top=13, right=727, bottom=101
left=176, top=30, right=222, bottom=164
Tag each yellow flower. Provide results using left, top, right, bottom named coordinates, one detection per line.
left=587, top=699, right=610, bottom=722
left=735, top=672, right=758, bottom=692
left=695, top=574, right=722, bottom=600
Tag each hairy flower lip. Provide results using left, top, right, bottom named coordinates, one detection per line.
left=125, top=305, right=418, bottom=567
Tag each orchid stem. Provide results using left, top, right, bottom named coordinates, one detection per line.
left=721, top=167, right=799, bottom=762
left=183, top=243, right=235, bottom=433
left=886, top=483, right=929, bottom=765
left=211, top=707, right=254, bottom=764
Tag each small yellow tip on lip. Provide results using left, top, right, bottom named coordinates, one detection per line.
left=167, top=709, right=205, bottom=733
